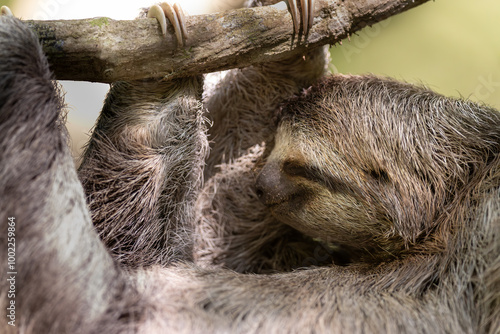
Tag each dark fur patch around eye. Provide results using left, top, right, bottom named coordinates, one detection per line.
left=367, top=169, right=390, bottom=183
left=282, top=160, right=309, bottom=179
left=282, top=159, right=365, bottom=200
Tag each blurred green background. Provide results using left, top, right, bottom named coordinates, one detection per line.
left=2, top=0, right=499, bottom=158
left=330, top=0, right=500, bottom=108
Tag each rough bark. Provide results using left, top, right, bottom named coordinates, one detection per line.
left=22, top=0, right=430, bottom=83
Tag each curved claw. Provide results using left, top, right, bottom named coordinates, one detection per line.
left=173, top=3, right=188, bottom=41
left=300, top=0, right=309, bottom=33
left=307, top=0, right=314, bottom=32
left=148, top=4, right=168, bottom=36
left=147, top=2, right=187, bottom=47
left=288, top=0, right=300, bottom=35
left=288, top=0, right=315, bottom=36
left=1, top=6, right=13, bottom=16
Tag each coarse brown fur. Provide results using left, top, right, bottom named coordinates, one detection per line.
left=1, top=4, right=500, bottom=334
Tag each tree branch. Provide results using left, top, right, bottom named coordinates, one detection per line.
left=23, top=0, right=430, bottom=83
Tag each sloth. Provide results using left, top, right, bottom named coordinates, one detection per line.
left=1, top=1, right=500, bottom=333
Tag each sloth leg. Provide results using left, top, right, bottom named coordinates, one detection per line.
left=0, top=15, right=132, bottom=333
left=78, top=3, right=207, bottom=268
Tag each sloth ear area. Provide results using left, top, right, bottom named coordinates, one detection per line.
left=147, top=2, right=187, bottom=47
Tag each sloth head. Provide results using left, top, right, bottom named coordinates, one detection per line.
left=256, top=75, right=500, bottom=260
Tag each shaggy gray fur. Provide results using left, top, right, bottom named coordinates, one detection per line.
left=78, top=76, right=207, bottom=267
left=1, top=8, right=500, bottom=334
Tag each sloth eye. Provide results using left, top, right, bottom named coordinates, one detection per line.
left=367, top=169, right=390, bottom=183
left=282, top=159, right=359, bottom=197
left=282, top=160, right=309, bottom=179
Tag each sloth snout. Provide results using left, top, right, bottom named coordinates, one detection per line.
left=255, top=162, right=298, bottom=207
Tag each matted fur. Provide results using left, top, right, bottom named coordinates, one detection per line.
left=1, top=6, right=500, bottom=334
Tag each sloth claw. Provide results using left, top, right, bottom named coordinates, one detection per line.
left=288, top=0, right=314, bottom=36
left=1, top=6, right=13, bottom=16
left=148, top=2, right=187, bottom=47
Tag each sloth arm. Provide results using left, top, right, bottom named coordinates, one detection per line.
left=134, top=261, right=465, bottom=333
left=0, top=14, right=127, bottom=333
left=203, top=0, right=330, bottom=178
left=196, top=0, right=333, bottom=272
left=77, top=4, right=209, bottom=267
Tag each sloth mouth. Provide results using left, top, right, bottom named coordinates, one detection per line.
left=265, top=193, right=309, bottom=215
left=262, top=193, right=298, bottom=207
left=257, top=188, right=304, bottom=206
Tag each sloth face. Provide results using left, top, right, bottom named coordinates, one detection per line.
left=254, top=75, right=473, bottom=257
left=255, top=122, right=393, bottom=252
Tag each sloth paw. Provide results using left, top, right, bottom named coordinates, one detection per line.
left=1, top=6, right=13, bottom=16
left=148, top=2, right=187, bottom=47
left=288, top=0, right=314, bottom=36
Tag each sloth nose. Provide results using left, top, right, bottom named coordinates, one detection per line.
left=255, top=162, right=298, bottom=207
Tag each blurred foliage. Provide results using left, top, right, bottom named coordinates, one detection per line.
left=330, top=0, right=500, bottom=109
left=0, top=0, right=13, bottom=8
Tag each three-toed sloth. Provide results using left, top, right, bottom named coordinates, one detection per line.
left=1, top=2, right=500, bottom=333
